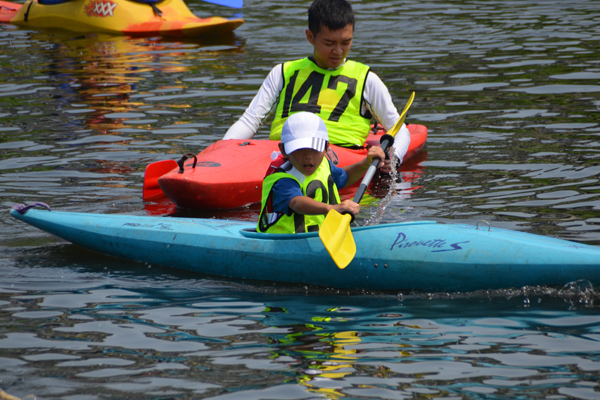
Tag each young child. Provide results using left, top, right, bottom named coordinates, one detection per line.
left=257, top=112, right=387, bottom=234
left=224, top=0, right=411, bottom=163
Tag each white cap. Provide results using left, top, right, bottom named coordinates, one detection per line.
left=281, top=112, right=329, bottom=154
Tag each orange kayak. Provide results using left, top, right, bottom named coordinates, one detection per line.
left=0, top=0, right=243, bottom=37
left=144, top=124, right=428, bottom=210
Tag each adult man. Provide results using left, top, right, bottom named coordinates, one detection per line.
left=224, top=0, right=410, bottom=162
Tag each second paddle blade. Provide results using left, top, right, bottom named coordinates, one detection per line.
left=319, top=210, right=356, bottom=269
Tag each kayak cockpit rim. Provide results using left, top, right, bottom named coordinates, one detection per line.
left=239, top=220, right=438, bottom=239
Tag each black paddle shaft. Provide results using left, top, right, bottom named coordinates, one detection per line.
left=352, top=133, right=395, bottom=204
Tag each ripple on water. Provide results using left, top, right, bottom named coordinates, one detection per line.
left=1, top=0, right=600, bottom=398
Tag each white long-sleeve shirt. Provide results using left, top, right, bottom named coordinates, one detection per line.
left=224, top=62, right=411, bottom=162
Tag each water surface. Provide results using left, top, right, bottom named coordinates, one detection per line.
left=1, top=0, right=600, bottom=398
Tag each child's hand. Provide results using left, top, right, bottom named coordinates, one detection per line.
left=342, top=145, right=395, bottom=187
left=331, top=200, right=360, bottom=216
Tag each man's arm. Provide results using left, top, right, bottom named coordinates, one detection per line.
left=364, top=71, right=411, bottom=162
left=223, top=65, right=284, bottom=140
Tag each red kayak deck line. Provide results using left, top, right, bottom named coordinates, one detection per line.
left=152, top=124, right=427, bottom=210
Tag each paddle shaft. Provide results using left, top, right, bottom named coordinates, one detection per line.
left=351, top=91, right=413, bottom=203
left=352, top=134, right=394, bottom=203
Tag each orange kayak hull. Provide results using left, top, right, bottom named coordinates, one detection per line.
left=154, top=124, right=428, bottom=210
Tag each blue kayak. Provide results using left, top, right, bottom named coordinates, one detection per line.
left=9, top=204, right=600, bottom=292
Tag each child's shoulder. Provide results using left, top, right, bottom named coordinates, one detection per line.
left=327, top=158, right=344, bottom=172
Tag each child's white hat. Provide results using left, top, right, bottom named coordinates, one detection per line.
left=281, top=112, right=329, bottom=154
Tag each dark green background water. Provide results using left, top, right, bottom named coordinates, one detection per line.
left=1, top=0, right=600, bottom=398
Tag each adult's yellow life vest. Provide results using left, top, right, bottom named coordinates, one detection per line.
left=258, top=158, right=341, bottom=234
left=270, top=58, right=371, bottom=147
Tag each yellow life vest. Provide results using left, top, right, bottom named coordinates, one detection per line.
left=258, top=158, right=341, bottom=234
left=270, top=58, right=371, bottom=147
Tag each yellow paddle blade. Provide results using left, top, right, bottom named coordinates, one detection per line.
left=388, top=91, right=416, bottom=138
left=319, top=210, right=356, bottom=269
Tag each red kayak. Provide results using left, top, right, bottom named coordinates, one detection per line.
left=144, top=124, right=427, bottom=210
